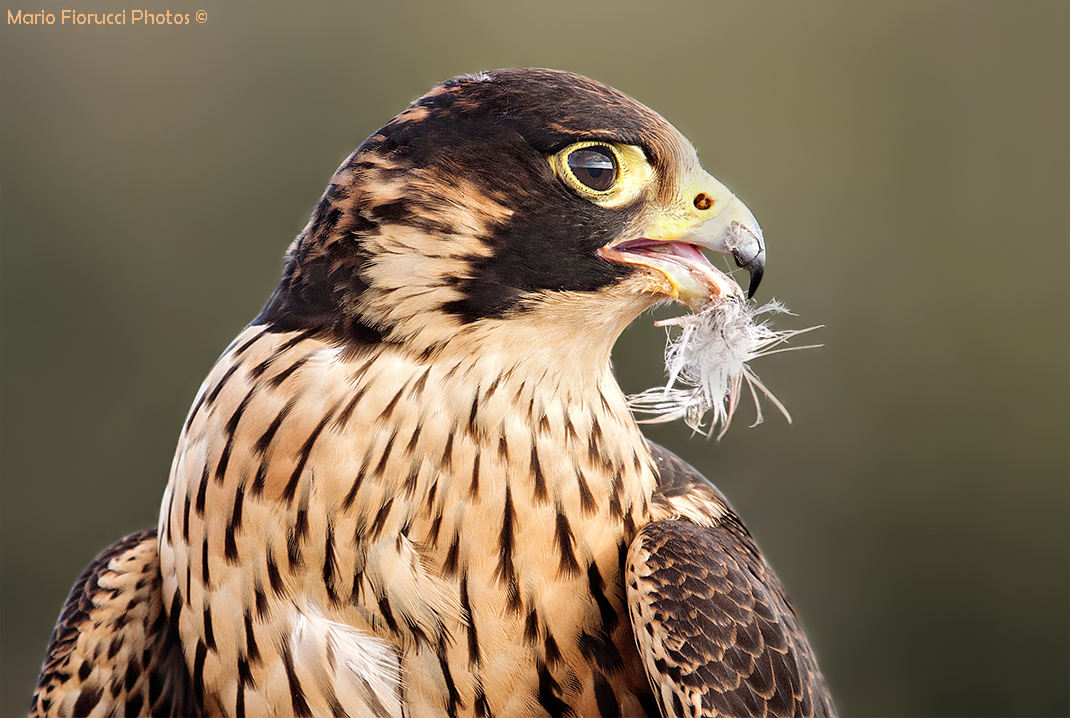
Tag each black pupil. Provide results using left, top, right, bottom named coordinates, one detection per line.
left=567, top=147, right=617, bottom=191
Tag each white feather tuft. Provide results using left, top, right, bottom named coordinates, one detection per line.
left=628, top=298, right=820, bottom=439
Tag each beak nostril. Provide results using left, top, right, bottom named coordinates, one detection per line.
left=694, top=193, right=714, bottom=211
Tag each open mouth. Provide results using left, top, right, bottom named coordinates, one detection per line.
left=599, top=239, right=743, bottom=305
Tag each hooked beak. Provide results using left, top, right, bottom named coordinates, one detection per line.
left=599, top=180, right=766, bottom=305
left=675, top=195, right=764, bottom=298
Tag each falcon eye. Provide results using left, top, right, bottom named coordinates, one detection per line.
left=566, top=146, right=618, bottom=192
left=550, top=142, right=650, bottom=208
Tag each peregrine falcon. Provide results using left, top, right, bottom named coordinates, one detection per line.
left=31, top=69, right=835, bottom=717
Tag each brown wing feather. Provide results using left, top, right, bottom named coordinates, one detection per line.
left=30, top=530, right=196, bottom=718
left=628, top=444, right=836, bottom=717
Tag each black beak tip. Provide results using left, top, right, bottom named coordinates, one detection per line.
left=745, top=254, right=764, bottom=299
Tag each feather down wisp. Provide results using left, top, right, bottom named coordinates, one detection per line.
left=629, top=298, right=820, bottom=439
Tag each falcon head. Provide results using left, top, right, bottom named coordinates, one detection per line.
left=257, top=69, right=764, bottom=363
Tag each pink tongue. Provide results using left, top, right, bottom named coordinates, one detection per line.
left=661, top=242, right=711, bottom=267
left=650, top=242, right=744, bottom=306
left=638, top=241, right=717, bottom=274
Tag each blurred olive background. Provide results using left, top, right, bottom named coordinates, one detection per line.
left=2, top=1, right=1067, bottom=715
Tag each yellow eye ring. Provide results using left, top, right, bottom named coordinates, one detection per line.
left=550, top=141, right=653, bottom=208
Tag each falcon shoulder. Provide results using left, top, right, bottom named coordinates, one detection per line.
left=30, top=530, right=195, bottom=718
left=628, top=444, right=836, bottom=718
